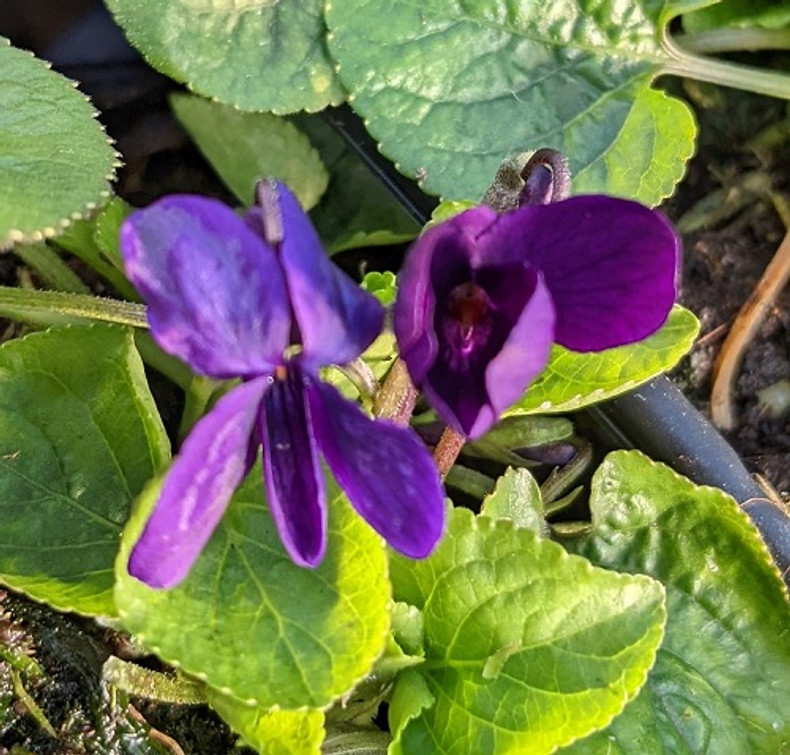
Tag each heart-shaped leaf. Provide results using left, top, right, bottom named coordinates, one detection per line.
left=388, top=508, right=666, bottom=754
left=507, top=305, right=699, bottom=415
left=106, top=0, right=344, bottom=113
left=564, top=451, right=790, bottom=753
left=0, top=39, right=118, bottom=248
left=0, top=325, right=168, bottom=616
left=115, top=472, right=390, bottom=709
left=325, top=0, right=697, bottom=204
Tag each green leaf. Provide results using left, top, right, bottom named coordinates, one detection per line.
left=106, top=0, right=344, bottom=113
left=507, top=305, right=699, bottom=415
left=361, top=271, right=397, bottom=306
left=294, top=115, right=420, bottom=254
left=0, top=325, right=169, bottom=615
left=115, top=473, right=390, bottom=708
left=325, top=0, right=696, bottom=204
left=388, top=508, right=666, bottom=754
left=208, top=689, right=325, bottom=755
left=684, top=0, right=790, bottom=32
left=0, top=39, right=118, bottom=248
left=480, top=467, right=547, bottom=536
left=170, top=94, right=329, bottom=208
left=564, top=450, right=790, bottom=753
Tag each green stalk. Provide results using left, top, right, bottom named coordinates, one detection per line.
left=0, top=285, right=147, bottom=328
left=14, top=242, right=91, bottom=294
left=676, top=28, right=790, bottom=55
left=662, top=32, right=790, bottom=100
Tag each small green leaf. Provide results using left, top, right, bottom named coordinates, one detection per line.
left=0, top=325, right=169, bottom=616
left=480, top=467, right=547, bottom=536
left=170, top=94, right=329, bottom=208
left=388, top=508, right=666, bottom=754
left=208, top=690, right=325, bottom=755
left=115, top=473, right=390, bottom=708
left=391, top=602, right=424, bottom=658
left=106, top=0, right=344, bottom=113
left=564, top=451, right=790, bottom=753
left=0, top=39, right=118, bottom=247
left=325, top=0, right=696, bottom=203
left=294, top=115, right=420, bottom=254
left=508, top=305, right=699, bottom=415
left=361, top=271, right=398, bottom=306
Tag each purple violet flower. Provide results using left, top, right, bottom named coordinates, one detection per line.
left=394, top=196, right=679, bottom=439
left=120, top=180, right=445, bottom=588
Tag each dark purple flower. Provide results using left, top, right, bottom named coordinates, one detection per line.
left=394, top=196, right=679, bottom=439
left=121, top=181, right=445, bottom=588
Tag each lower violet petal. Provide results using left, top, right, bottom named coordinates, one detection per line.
left=260, top=365, right=327, bottom=567
left=307, top=376, right=445, bottom=559
left=128, top=377, right=268, bottom=589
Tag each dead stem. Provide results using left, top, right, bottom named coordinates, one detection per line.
left=711, top=227, right=790, bottom=430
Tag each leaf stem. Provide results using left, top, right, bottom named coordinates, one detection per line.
left=661, top=34, right=790, bottom=100
left=676, top=28, right=790, bottom=55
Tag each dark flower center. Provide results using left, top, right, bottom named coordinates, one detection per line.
left=443, top=281, right=493, bottom=361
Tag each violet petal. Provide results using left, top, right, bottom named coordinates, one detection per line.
left=394, top=206, right=499, bottom=383
left=260, top=364, right=326, bottom=567
left=128, top=377, right=268, bottom=589
left=308, top=376, right=445, bottom=558
left=485, top=196, right=679, bottom=351
left=247, top=182, right=384, bottom=369
left=121, top=196, right=291, bottom=378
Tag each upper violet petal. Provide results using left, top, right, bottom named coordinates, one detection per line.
left=394, top=206, right=499, bottom=383
left=484, top=196, right=679, bottom=351
left=308, top=376, right=445, bottom=559
left=121, top=196, right=291, bottom=378
left=128, top=377, right=268, bottom=589
left=260, top=364, right=326, bottom=567
left=246, top=182, right=384, bottom=369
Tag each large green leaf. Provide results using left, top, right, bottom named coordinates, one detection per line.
left=0, top=39, right=118, bottom=248
left=170, top=94, right=329, bottom=208
left=106, top=0, right=344, bottom=113
left=564, top=451, right=790, bottom=753
left=325, top=0, right=696, bottom=204
left=507, top=305, right=699, bottom=415
left=115, top=473, right=390, bottom=709
left=388, top=508, right=666, bottom=754
left=0, top=325, right=169, bottom=616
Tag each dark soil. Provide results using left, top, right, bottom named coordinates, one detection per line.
left=662, top=84, right=790, bottom=498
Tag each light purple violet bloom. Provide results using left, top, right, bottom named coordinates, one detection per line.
left=394, top=196, right=679, bottom=439
left=121, top=181, right=445, bottom=588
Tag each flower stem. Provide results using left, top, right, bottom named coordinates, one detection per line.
left=434, top=426, right=467, bottom=479
left=0, top=285, right=148, bottom=328
left=373, top=358, right=418, bottom=426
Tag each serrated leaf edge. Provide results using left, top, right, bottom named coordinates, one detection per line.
left=0, top=43, right=122, bottom=250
